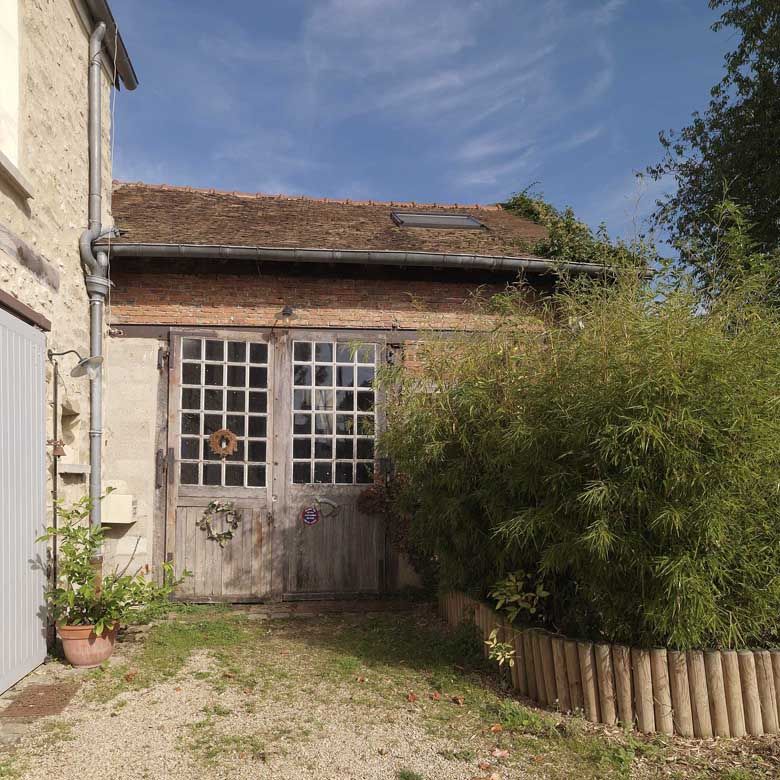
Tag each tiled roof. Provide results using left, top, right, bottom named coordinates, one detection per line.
left=107, top=181, right=548, bottom=257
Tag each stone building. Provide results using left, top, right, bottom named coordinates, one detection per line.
left=0, top=0, right=136, bottom=693
left=98, top=182, right=606, bottom=600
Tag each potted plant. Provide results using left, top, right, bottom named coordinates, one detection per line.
left=39, top=495, right=182, bottom=667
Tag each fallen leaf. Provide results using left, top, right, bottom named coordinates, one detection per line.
left=478, top=761, right=492, bottom=770
left=406, top=691, right=418, bottom=703
left=489, top=723, right=503, bottom=733
left=430, top=691, right=442, bottom=701
left=123, top=669, right=137, bottom=683
left=175, top=687, right=182, bottom=692
left=492, top=748, right=510, bottom=759
left=222, top=672, right=235, bottom=679
left=451, top=695, right=465, bottom=706
left=239, top=752, right=247, bottom=759
left=357, top=676, right=366, bottom=683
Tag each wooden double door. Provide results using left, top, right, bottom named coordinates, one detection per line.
left=165, top=329, right=389, bottom=601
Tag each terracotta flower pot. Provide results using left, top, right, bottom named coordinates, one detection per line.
left=57, top=622, right=119, bottom=668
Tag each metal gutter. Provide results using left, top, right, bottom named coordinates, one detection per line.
left=84, top=0, right=138, bottom=90
left=101, top=242, right=613, bottom=277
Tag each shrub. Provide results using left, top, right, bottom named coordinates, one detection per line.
left=380, top=240, right=780, bottom=649
left=39, top=495, right=186, bottom=634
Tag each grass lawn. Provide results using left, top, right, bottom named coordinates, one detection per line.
left=1, top=606, right=777, bottom=779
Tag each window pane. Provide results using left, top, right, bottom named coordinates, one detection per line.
left=203, top=438, right=221, bottom=461
left=293, top=438, right=311, bottom=459
left=293, top=462, right=311, bottom=484
left=226, top=440, right=245, bottom=461
left=293, top=413, right=311, bottom=434
left=336, top=366, right=354, bottom=387
left=336, top=344, right=353, bottom=363
left=335, top=462, right=353, bottom=484
left=204, top=414, right=223, bottom=434
left=248, top=440, right=266, bottom=462
left=205, top=340, right=224, bottom=361
left=250, top=342, right=268, bottom=364
left=356, top=439, right=374, bottom=459
left=182, top=362, right=201, bottom=385
left=314, top=462, right=332, bottom=483
left=248, top=391, right=267, bottom=413
left=336, top=438, right=353, bottom=459
left=248, top=416, right=267, bottom=437
left=228, top=341, right=246, bottom=362
left=356, top=345, right=375, bottom=364
left=356, top=462, right=374, bottom=484
left=180, top=462, right=199, bottom=485
left=182, top=388, right=201, bottom=410
left=204, top=364, right=223, bottom=386
left=315, top=342, right=333, bottom=363
left=203, top=463, right=222, bottom=485
left=182, top=338, right=202, bottom=360
left=227, top=390, right=246, bottom=412
left=247, top=465, right=266, bottom=487
left=314, top=390, right=332, bottom=410
left=314, top=438, right=332, bottom=458
left=204, top=389, right=223, bottom=410
left=293, top=342, right=311, bottom=362
left=180, top=437, right=199, bottom=459
left=336, top=414, right=353, bottom=434
left=356, top=391, right=374, bottom=412
left=357, top=366, right=374, bottom=388
left=315, top=365, right=333, bottom=386
left=314, top=414, right=333, bottom=435
left=249, top=366, right=268, bottom=388
left=294, top=365, right=312, bottom=386
left=294, top=389, right=311, bottom=411
left=226, top=414, right=245, bottom=436
left=181, top=413, right=200, bottom=435
left=336, top=391, right=354, bottom=411
left=225, top=465, right=244, bottom=486
left=357, top=415, right=375, bottom=436
left=227, top=365, right=246, bottom=387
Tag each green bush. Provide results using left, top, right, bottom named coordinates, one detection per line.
left=380, top=229, right=780, bottom=649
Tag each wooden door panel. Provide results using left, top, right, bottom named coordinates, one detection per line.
left=167, top=331, right=274, bottom=601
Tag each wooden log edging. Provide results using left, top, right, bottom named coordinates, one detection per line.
left=439, top=591, right=776, bottom=739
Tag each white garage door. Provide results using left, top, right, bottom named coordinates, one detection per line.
left=0, top=305, right=47, bottom=693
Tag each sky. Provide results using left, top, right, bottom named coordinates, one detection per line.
left=109, top=0, right=730, bottom=243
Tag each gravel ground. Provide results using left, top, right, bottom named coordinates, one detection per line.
left=10, top=653, right=486, bottom=780
left=2, top=609, right=779, bottom=780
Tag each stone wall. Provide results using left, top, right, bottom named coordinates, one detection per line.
left=0, top=0, right=114, bottom=518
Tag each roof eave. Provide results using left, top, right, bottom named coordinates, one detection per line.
left=98, top=242, right=617, bottom=277
left=84, top=0, right=138, bottom=90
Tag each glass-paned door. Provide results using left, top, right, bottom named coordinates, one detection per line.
left=166, top=332, right=275, bottom=601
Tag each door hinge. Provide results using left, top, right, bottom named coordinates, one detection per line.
left=155, top=448, right=166, bottom=489
left=157, top=346, right=169, bottom=371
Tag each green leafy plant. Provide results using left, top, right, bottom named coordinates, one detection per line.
left=38, top=495, right=188, bottom=635
left=485, top=629, right=515, bottom=668
left=489, top=570, right=549, bottom=624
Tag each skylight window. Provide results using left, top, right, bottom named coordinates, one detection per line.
left=391, top=212, right=485, bottom=230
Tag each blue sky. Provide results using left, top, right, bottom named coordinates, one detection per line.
left=110, top=0, right=729, bottom=242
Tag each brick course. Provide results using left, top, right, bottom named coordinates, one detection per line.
left=108, top=270, right=518, bottom=331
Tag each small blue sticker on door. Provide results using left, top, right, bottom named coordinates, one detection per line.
left=301, top=505, right=321, bottom=526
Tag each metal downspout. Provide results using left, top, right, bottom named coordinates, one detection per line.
left=80, top=21, right=108, bottom=526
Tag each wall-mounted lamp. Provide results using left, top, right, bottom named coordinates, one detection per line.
left=281, top=305, right=295, bottom=318
left=47, top=349, right=104, bottom=380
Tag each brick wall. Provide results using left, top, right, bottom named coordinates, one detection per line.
left=108, top=270, right=523, bottom=331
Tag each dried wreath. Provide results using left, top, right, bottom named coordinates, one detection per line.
left=208, top=428, right=238, bottom=459
left=197, top=500, right=242, bottom=547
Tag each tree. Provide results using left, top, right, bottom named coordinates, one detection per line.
left=648, top=1, right=780, bottom=279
